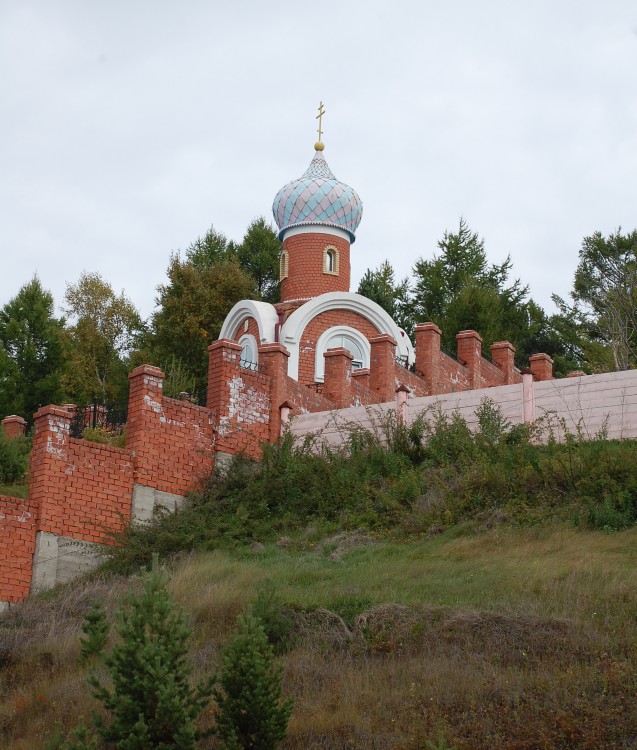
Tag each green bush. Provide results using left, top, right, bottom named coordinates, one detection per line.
left=104, top=399, right=637, bottom=575
left=0, top=430, right=30, bottom=483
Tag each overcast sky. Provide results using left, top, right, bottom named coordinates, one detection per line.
left=1, top=1, right=636, bottom=324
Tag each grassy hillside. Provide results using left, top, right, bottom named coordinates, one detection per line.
left=2, top=528, right=637, bottom=749
left=2, top=402, right=637, bottom=748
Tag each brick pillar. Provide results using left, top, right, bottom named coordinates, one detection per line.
left=29, top=406, right=71, bottom=535
left=456, top=330, right=483, bottom=389
left=1, top=415, right=27, bottom=439
left=529, top=353, right=553, bottom=381
left=352, top=368, right=370, bottom=390
left=259, top=343, right=290, bottom=443
left=206, top=340, right=242, bottom=453
left=127, top=365, right=165, bottom=487
left=414, top=323, right=442, bottom=395
left=323, top=347, right=354, bottom=408
left=490, top=341, right=517, bottom=384
left=369, top=334, right=397, bottom=403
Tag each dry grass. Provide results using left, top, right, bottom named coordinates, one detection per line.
left=2, top=527, right=637, bottom=749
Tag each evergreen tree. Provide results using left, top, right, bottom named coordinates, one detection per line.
left=79, top=600, right=109, bottom=663
left=213, top=613, right=292, bottom=750
left=89, top=556, right=212, bottom=748
left=410, top=218, right=530, bottom=353
left=357, top=261, right=411, bottom=333
left=0, top=276, right=66, bottom=421
left=235, top=218, right=281, bottom=303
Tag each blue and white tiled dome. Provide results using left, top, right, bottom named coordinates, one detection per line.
left=272, top=149, right=363, bottom=243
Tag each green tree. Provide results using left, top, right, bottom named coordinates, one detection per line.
left=152, top=255, right=256, bottom=385
left=79, top=600, right=109, bottom=664
left=89, top=556, right=212, bottom=748
left=213, top=613, right=292, bottom=750
left=63, top=272, right=145, bottom=404
left=571, top=228, right=637, bottom=370
left=0, top=276, right=66, bottom=421
left=357, top=261, right=411, bottom=332
left=236, top=218, right=281, bottom=303
left=410, top=218, right=531, bottom=355
left=184, top=225, right=237, bottom=269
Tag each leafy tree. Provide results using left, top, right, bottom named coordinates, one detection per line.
left=357, top=261, right=411, bottom=332
left=213, top=613, right=293, bottom=750
left=63, top=272, right=145, bottom=404
left=152, top=255, right=256, bottom=385
left=571, top=228, right=637, bottom=370
left=88, top=556, right=212, bottom=748
left=236, top=218, right=281, bottom=303
left=0, top=276, right=65, bottom=421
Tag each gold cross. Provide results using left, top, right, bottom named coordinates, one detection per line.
left=316, top=101, right=325, bottom=142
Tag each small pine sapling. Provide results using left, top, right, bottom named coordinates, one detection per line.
left=62, top=717, right=97, bottom=750
left=79, top=599, right=109, bottom=663
left=214, top=613, right=293, bottom=750
left=89, top=555, right=212, bottom=748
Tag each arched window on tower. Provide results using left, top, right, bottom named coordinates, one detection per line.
left=323, top=246, right=339, bottom=275
left=280, top=250, right=289, bottom=280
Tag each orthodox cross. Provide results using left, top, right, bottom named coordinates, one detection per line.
left=316, top=101, right=325, bottom=142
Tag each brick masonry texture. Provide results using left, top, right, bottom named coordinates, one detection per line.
left=298, top=309, right=380, bottom=386
left=0, top=495, right=37, bottom=602
left=280, top=233, right=350, bottom=302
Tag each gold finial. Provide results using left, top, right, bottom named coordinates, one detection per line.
left=315, top=101, right=325, bottom=151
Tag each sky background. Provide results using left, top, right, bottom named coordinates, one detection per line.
left=1, top=1, right=636, bottom=323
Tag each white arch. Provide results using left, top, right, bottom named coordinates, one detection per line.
left=219, top=300, right=279, bottom=344
left=314, top=325, right=371, bottom=382
left=279, top=292, right=414, bottom=380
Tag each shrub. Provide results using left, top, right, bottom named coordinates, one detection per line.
left=213, top=613, right=293, bottom=750
left=0, top=430, right=30, bottom=483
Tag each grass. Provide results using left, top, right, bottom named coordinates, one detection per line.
left=2, top=526, right=637, bottom=749
left=0, top=481, right=28, bottom=499
left=3, top=402, right=637, bottom=748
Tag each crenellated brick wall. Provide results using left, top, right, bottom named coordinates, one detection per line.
left=0, top=318, right=558, bottom=608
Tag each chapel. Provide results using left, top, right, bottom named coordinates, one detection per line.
left=218, top=109, right=414, bottom=388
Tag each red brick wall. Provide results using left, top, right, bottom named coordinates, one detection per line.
left=40, top=439, right=134, bottom=543
left=0, top=495, right=37, bottom=603
left=283, top=377, right=334, bottom=413
left=298, top=309, right=380, bottom=386
left=215, top=368, right=271, bottom=458
left=440, top=354, right=472, bottom=393
left=394, top=365, right=428, bottom=397
left=232, top=316, right=261, bottom=344
left=128, top=365, right=215, bottom=494
left=480, top=358, right=507, bottom=388
left=281, top=232, right=350, bottom=302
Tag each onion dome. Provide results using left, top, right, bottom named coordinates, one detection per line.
left=272, top=147, right=363, bottom=243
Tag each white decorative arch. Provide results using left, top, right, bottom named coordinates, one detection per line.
left=218, top=300, right=279, bottom=344
left=279, top=292, right=414, bottom=380
left=314, top=326, right=371, bottom=382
